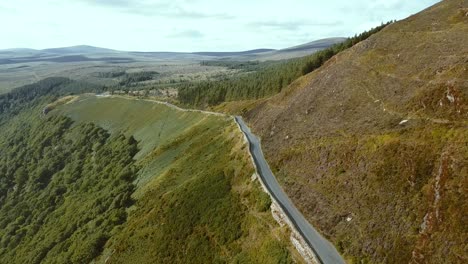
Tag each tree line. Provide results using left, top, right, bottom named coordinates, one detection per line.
left=0, top=77, right=102, bottom=124
left=178, top=21, right=393, bottom=107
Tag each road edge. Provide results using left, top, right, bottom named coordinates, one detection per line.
left=234, top=116, right=322, bottom=264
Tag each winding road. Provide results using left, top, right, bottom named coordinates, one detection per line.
left=235, top=116, right=345, bottom=264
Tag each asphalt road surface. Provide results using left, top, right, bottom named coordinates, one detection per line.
left=235, top=116, right=345, bottom=264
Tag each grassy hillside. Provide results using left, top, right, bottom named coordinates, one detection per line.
left=245, top=0, right=468, bottom=263
left=53, top=95, right=299, bottom=263
left=54, top=95, right=209, bottom=160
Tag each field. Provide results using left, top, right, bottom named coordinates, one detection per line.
left=0, top=60, right=235, bottom=94
left=0, top=38, right=344, bottom=94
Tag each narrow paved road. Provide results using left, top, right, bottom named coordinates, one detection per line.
left=235, top=116, right=345, bottom=264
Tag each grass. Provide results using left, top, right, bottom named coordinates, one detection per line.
left=54, top=96, right=300, bottom=263
left=54, top=95, right=210, bottom=159
left=211, top=98, right=266, bottom=116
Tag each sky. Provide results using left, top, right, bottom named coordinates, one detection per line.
left=0, top=0, right=440, bottom=52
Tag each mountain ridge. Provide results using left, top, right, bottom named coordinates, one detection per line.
left=0, top=37, right=345, bottom=57
left=41, top=45, right=119, bottom=54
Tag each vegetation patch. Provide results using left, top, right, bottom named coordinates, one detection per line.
left=43, top=95, right=78, bottom=114
left=0, top=102, right=138, bottom=264
left=270, top=126, right=467, bottom=263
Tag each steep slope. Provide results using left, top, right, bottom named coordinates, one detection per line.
left=0, top=91, right=139, bottom=263
left=246, top=0, right=468, bottom=263
left=53, top=95, right=300, bottom=263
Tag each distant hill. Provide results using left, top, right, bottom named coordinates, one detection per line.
left=0, top=48, right=44, bottom=59
left=0, top=55, right=135, bottom=65
left=250, top=37, right=347, bottom=61
left=41, top=45, right=119, bottom=54
left=192, top=48, right=275, bottom=57
left=0, top=38, right=345, bottom=94
left=0, top=38, right=345, bottom=61
left=193, top=38, right=346, bottom=61
left=246, top=0, right=467, bottom=262
left=0, top=48, right=38, bottom=53
left=280, top=37, right=347, bottom=52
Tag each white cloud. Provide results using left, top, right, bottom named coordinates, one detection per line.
left=0, top=0, right=441, bottom=51
left=166, top=29, right=204, bottom=39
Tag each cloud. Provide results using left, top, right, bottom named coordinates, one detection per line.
left=0, top=0, right=441, bottom=51
left=78, top=0, right=234, bottom=19
left=248, top=20, right=342, bottom=31
left=80, top=0, right=137, bottom=8
left=164, top=8, right=235, bottom=19
left=368, top=0, right=407, bottom=10
left=166, top=29, right=204, bottom=39
left=0, top=3, right=16, bottom=13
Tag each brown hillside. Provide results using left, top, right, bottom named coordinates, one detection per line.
left=246, top=0, right=468, bottom=263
